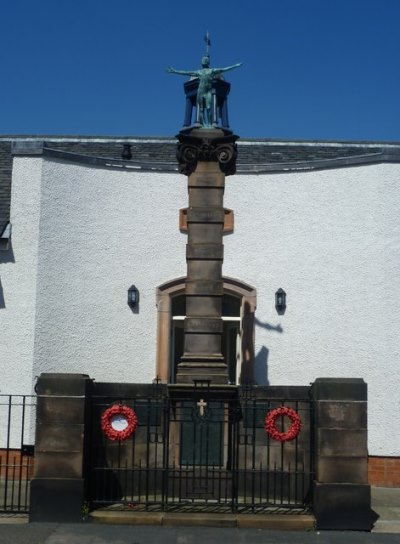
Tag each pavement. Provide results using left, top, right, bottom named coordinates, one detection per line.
left=370, top=487, right=400, bottom=534
left=0, top=487, right=398, bottom=544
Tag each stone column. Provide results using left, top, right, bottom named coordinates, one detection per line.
left=176, top=128, right=237, bottom=384
left=30, top=373, right=92, bottom=522
left=311, top=378, right=372, bottom=530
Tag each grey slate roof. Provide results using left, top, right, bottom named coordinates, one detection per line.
left=1, top=135, right=400, bottom=234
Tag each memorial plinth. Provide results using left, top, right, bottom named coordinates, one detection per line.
left=176, top=128, right=238, bottom=384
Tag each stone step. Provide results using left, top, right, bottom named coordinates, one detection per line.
left=90, top=510, right=315, bottom=530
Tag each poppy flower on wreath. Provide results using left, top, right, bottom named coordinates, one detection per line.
left=264, top=406, right=302, bottom=442
left=101, top=404, right=138, bottom=441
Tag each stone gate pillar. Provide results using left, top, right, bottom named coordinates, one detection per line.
left=176, top=128, right=238, bottom=384
left=30, top=373, right=92, bottom=522
left=311, top=378, right=372, bottom=530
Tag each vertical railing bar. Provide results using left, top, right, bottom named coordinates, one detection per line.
left=24, top=456, right=30, bottom=511
left=153, top=432, right=157, bottom=505
left=219, top=424, right=222, bottom=503
left=131, top=402, right=137, bottom=504
left=280, top=401, right=285, bottom=505
left=17, top=396, right=27, bottom=510
left=266, top=398, right=271, bottom=505
left=251, top=397, right=256, bottom=510
left=138, top=458, right=143, bottom=502
left=162, top=397, right=169, bottom=511
left=174, top=461, right=178, bottom=508
left=246, top=399, right=258, bottom=512
left=11, top=455, right=17, bottom=510
left=294, top=400, right=299, bottom=503
left=124, top=457, right=128, bottom=506
left=221, top=414, right=225, bottom=502
left=145, top=401, right=150, bottom=508
left=182, top=461, right=186, bottom=508
left=153, top=403, right=159, bottom=504
left=242, top=402, right=248, bottom=504
left=109, top=456, right=114, bottom=503
left=130, top=439, right=135, bottom=509
left=0, top=453, right=3, bottom=511
left=239, top=402, right=244, bottom=507
left=230, top=400, right=234, bottom=512
left=4, top=395, right=13, bottom=510
left=179, top=410, right=184, bottom=506
left=309, top=397, right=314, bottom=507
left=102, top=438, right=107, bottom=504
left=145, top=400, right=151, bottom=509
left=233, top=397, right=240, bottom=513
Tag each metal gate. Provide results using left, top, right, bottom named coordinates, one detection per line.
left=89, top=383, right=313, bottom=513
left=0, top=395, right=36, bottom=513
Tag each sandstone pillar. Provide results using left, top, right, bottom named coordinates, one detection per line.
left=176, top=128, right=237, bottom=384
left=311, top=378, right=372, bottom=530
left=30, top=373, right=92, bottom=522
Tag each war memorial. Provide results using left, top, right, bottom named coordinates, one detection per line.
left=2, top=37, right=399, bottom=530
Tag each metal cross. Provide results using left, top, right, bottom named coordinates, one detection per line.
left=197, top=398, right=207, bottom=417
left=204, top=32, right=211, bottom=55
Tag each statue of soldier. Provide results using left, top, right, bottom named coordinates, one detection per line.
left=167, top=55, right=242, bottom=127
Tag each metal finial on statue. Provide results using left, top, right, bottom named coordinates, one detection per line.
left=204, top=31, right=211, bottom=56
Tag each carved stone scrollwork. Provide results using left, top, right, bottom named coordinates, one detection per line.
left=180, top=145, right=198, bottom=165
left=216, top=145, right=236, bottom=165
left=176, top=130, right=238, bottom=176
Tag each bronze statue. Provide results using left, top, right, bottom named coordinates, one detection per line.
left=167, top=54, right=241, bottom=127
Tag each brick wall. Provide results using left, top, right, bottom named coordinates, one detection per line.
left=0, top=449, right=34, bottom=479
left=368, top=456, right=400, bottom=487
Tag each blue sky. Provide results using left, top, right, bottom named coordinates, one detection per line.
left=1, top=0, right=399, bottom=141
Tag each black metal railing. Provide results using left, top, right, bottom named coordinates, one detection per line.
left=236, top=388, right=313, bottom=512
left=0, top=395, right=36, bottom=513
left=89, top=385, right=313, bottom=514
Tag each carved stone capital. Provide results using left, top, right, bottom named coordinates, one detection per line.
left=176, top=129, right=238, bottom=176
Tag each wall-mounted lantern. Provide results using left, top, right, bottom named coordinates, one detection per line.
left=275, top=288, right=286, bottom=315
left=127, top=285, right=139, bottom=307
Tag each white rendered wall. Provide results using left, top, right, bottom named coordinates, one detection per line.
left=224, top=163, right=400, bottom=456
left=31, top=158, right=187, bottom=384
left=2, top=156, right=400, bottom=456
left=0, top=158, right=43, bottom=394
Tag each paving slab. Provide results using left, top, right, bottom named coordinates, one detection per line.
left=371, top=486, right=400, bottom=533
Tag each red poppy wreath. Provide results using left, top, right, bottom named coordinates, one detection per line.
left=101, top=404, right=138, bottom=441
left=264, top=406, right=302, bottom=442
